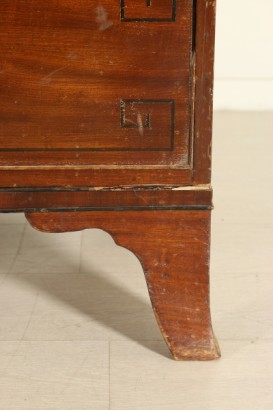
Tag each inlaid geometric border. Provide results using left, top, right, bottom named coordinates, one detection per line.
left=1, top=100, right=175, bottom=153
left=120, top=99, right=175, bottom=150
left=120, top=0, right=176, bottom=22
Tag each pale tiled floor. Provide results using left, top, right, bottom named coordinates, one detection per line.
left=0, top=112, right=272, bottom=409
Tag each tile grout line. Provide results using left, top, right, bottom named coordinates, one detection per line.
left=21, top=291, right=39, bottom=341
left=0, top=221, right=28, bottom=375
left=0, top=222, right=27, bottom=287
left=79, top=231, right=83, bottom=274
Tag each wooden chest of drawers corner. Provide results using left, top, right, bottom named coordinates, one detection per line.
left=0, top=0, right=220, bottom=360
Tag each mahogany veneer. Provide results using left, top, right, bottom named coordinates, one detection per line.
left=0, top=0, right=220, bottom=360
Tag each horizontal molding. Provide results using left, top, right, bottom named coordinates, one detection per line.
left=2, top=206, right=211, bottom=213
left=0, top=188, right=212, bottom=211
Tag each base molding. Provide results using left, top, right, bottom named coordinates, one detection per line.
left=0, top=187, right=212, bottom=212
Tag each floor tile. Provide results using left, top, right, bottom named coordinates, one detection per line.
left=212, top=112, right=273, bottom=225
left=212, top=272, right=273, bottom=341
left=8, top=225, right=82, bottom=275
left=81, top=228, right=143, bottom=275
left=110, top=339, right=273, bottom=410
left=10, top=272, right=161, bottom=342
left=0, top=224, right=26, bottom=276
left=0, top=213, right=26, bottom=224
left=0, top=224, right=25, bottom=255
left=211, top=222, right=273, bottom=274
left=0, top=341, right=109, bottom=410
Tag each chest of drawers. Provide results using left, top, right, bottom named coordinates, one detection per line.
left=0, top=0, right=220, bottom=360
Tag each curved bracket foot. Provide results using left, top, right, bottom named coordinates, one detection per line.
left=26, top=209, right=220, bottom=361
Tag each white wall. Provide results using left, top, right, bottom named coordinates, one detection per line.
left=214, top=0, right=273, bottom=110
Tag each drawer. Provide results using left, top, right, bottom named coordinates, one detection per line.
left=0, top=1, right=215, bottom=187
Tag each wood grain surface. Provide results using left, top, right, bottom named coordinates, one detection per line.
left=0, top=187, right=213, bottom=211
left=0, top=0, right=193, bottom=166
left=0, top=0, right=216, bottom=188
left=0, top=1, right=219, bottom=361
left=26, top=209, right=220, bottom=360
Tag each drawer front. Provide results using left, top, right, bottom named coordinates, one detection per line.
left=0, top=1, right=216, bottom=187
left=0, top=0, right=192, bottom=165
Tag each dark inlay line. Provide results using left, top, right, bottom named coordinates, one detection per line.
left=4, top=205, right=211, bottom=213
left=120, top=0, right=176, bottom=22
left=145, top=113, right=151, bottom=128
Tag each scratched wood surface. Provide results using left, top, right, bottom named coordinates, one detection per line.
left=0, top=0, right=193, bottom=166
left=0, top=0, right=216, bottom=187
left=0, top=1, right=219, bottom=361
left=0, top=187, right=213, bottom=211
left=26, top=209, right=220, bottom=360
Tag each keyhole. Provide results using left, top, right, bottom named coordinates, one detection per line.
left=146, top=0, right=151, bottom=7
